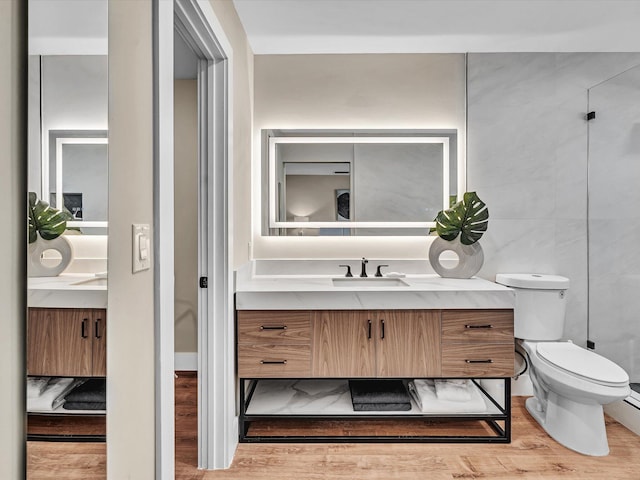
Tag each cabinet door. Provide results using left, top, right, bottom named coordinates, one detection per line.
left=312, top=311, right=375, bottom=377
left=91, top=309, right=107, bottom=377
left=376, top=310, right=441, bottom=377
left=27, top=308, right=93, bottom=377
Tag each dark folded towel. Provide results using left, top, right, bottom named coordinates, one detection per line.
left=353, top=402, right=411, bottom=411
left=349, top=380, right=411, bottom=410
left=65, top=378, right=106, bottom=403
left=63, top=401, right=106, bottom=411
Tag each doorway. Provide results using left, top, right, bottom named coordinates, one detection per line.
left=155, top=0, right=235, bottom=475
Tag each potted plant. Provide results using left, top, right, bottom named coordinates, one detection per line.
left=28, top=192, right=74, bottom=277
left=429, top=191, right=488, bottom=278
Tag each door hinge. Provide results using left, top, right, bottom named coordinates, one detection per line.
left=585, top=111, right=596, bottom=121
left=587, top=340, right=595, bottom=350
left=199, top=276, right=208, bottom=288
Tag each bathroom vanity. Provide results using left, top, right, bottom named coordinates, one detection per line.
left=235, top=261, right=515, bottom=443
left=27, top=275, right=107, bottom=441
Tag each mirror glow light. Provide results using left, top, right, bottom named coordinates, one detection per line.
left=43, top=136, right=108, bottom=229
left=269, top=135, right=450, bottom=230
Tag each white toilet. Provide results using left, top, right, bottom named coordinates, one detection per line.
left=495, top=273, right=630, bottom=456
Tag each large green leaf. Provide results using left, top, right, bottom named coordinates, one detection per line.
left=435, top=191, right=488, bottom=245
left=28, top=192, right=68, bottom=243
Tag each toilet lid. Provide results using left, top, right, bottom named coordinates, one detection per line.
left=536, top=342, right=629, bottom=385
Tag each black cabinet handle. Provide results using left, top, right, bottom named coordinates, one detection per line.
left=465, top=324, right=493, bottom=329
left=260, top=360, right=287, bottom=365
left=81, top=318, right=88, bottom=338
left=367, top=319, right=372, bottom=339
left=95, top=319, right=102, bottom=339
left=380, top=319, right=385, bottom=339
left=260, top=325, right=287, bottom=330
left=465, top=359, right=494, bottom=364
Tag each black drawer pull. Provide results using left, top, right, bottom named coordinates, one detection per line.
left=260, top=325, right=287, bottom=330
left=260, top=360, right=287, bottom=365
left=465, top=324, right=493, bottom=329
left=380, top=319, right=385, bottom=339
left=465, top=359, right=494, bottom=364
left=367, top=320, right=372, bottom=339
left=81, top=318, right=88, bottom=338
left=95, top=319, right=102, bottom=339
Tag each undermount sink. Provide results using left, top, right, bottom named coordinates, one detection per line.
left=332, top=277, right=409, bottom=287
left=72, top=277, right=108, bottom=287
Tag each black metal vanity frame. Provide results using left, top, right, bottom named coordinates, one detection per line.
left=239, top=376, right=511, bottom=443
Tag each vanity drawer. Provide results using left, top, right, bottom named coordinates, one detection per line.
left=441, top=344, right=514, bottom=377
left=237, top=311, right=311, bottom=345
left=238, top=344, right=311, bottom=378
left=441, top=310, right=513, bottom=343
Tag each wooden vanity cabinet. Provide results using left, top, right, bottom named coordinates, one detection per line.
left=27, top=307, right=107, bottom=377
left=237, top=311, right=312, bottom=378
left=237, top=309, right=513, bottom=379
left=441, top=309, right=514, bottom=377
left=311, top=310, right=441, bottom=378
left=311, top=311, right=376, bottom=377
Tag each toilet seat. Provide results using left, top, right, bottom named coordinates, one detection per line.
left=536, top=342, right=629, bottom=387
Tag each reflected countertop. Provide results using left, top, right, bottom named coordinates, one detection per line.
left=28, top=274, right=107, bottom=309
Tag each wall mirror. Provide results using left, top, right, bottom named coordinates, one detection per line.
left=263, top=130, right=458, bottom=236
left=27, top=0, right=108, bottom=474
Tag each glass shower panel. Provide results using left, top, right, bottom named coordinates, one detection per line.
left=588, top=64, right=640, bottom=396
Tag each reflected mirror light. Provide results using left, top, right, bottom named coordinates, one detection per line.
left=45, top=131, right=109, bottom=233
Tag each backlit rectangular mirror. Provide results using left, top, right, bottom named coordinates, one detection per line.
left=264, top=130, right=459, bottom=236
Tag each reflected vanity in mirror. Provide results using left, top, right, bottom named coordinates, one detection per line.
left=263, top=130, right=459, bottom=236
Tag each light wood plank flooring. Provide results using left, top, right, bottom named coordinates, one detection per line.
left=28, top=372, right=640, bottom=479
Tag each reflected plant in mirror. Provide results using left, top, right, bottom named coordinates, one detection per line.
left=28, top=191, right=70, bottom=243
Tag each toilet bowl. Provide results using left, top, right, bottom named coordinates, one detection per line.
left=496, top=273, right=630, bottom=456
left=521, top=340, right=629, bottom=456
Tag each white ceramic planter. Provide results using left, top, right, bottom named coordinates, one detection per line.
left=428, top=236, right=484, bottom=279
left=28, top=235, right=73, bottom=277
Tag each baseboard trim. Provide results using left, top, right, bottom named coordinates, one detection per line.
left=605, top=398, right=640, bottom=436
left=174, top=352, right=197, bottom=371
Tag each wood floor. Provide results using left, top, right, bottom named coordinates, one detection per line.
left=28, top=372, right=640, bottom=479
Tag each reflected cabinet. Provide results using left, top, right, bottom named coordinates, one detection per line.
left=27, top=307, right=107, bottom=377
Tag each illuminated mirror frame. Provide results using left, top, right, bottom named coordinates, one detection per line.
left=269, top=135, right=451, bottom=230
left=42, top=132, right=108, bottom=229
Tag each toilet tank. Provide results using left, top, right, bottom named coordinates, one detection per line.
left=495, top=274, right=570, bottom=341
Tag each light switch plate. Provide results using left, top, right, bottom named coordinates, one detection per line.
left=132, top=224, right=151, bottom=273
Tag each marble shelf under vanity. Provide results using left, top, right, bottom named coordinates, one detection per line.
left=235, top=261, right=514, bottom=310
left=28, top=274, right=107, bottom=309
left=245, top=379, right=502, bottom=417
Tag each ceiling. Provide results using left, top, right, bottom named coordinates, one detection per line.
left=232, top=0, right=640, bottom=54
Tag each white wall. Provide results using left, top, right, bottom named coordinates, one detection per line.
left=0, top=1, right=26, bottom=478
left=252, top=53, right=466, bottom=259
left=107, top=0, right=156, bottom=477
left=209, top=0, right=254, bottom=269
left=467, top=52, right=640, bottom=345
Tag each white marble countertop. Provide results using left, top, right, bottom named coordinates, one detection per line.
left=235, top=261, right=514, bottom=310
left=28, top=274, right=107, bottom=309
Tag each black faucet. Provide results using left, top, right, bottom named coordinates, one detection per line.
left=339, top=264, right=353, bottom=277
left=360, top=257, right=368, bottom=277
left=375, top=264, right=389, bottom=277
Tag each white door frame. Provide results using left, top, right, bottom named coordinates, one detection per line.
left=154, top=0, right=235, bottom=475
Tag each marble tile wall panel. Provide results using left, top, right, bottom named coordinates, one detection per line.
left=467, top=53, right=640, bottom=346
